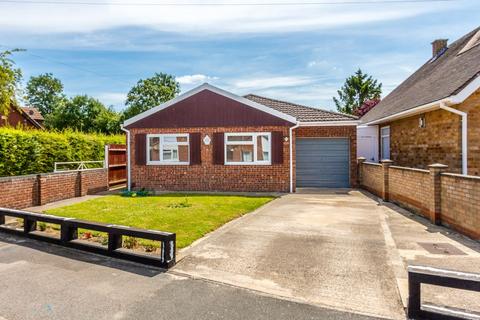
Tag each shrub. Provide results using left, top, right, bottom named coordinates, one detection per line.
left=0, top=127, right=124, bottom=176
left=120, top=188, right=151, bottom=197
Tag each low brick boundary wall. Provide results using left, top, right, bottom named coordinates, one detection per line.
left=388, top=166, right=432, bottom=219
left=0, top=169, right=108, bottom=209
left=359, top=162, right=383, bottom=197
left=441, top=173, right=480, bottom=239
left=358, top=158, right=479, bottom=240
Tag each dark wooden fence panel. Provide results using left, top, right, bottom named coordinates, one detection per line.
left=106, top=144, right=127, bottom=188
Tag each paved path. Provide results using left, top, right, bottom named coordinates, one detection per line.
left=175, top=190, right=405, bottom=319
left=0, top=234, right=384, bottom=320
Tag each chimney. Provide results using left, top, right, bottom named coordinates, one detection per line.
left=431, top=39, right=448, bottom=57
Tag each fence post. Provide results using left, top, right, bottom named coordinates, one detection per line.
left=381, top=160, right=393, bottom=201
left=357, top=157, right=366, bottom=186
left=428, top=163, right=448, bottom=225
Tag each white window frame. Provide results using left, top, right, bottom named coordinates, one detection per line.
left=146, top=133, right=190, bottom=165
left=380, top=126, right=390, bottom=160
left=224, top=132, right=271, bottom=165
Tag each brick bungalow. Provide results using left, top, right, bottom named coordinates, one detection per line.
left=361, top=27, right=480, bottom=176
left=122, top=83, right=358, bottom=193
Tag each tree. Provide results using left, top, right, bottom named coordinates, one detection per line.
left=123, top=73, right=180, bottom=120
left=47, top=95, right=121, bottom=134
left=0, top=49, right=22, bottom=115
left=94, top=106, right=121, bottom=134
left=333, top=69, right=382, bottom=115
left=25, top=73, right=66, bottom=116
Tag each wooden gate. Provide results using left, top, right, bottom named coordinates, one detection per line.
left=105, top=144, right=127, bottom=188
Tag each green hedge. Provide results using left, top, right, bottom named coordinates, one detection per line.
left=0, top=128, right=125, bottom=176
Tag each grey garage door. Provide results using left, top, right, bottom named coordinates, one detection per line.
left=296, top=138, right=350, bottom=188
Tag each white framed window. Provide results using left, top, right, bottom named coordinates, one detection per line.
left=147, top=134, right=189, bottom=165
left=225, top=132, right=271, bottom=165
left=380, top=126, right=390, bottom=160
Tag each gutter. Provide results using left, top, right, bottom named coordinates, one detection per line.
left=120, top=125, right=131, bottom=191
left=298, top=120, right=359, bottom=127
left=289, top=122, right=300, bottom=193
left=439, top=102, right=468, bottom=174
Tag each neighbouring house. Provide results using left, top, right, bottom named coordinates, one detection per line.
left=0, top=104, right=44, bottom=129
left=361, top=27, right=480, bottom=176
left=21, top=107, right=44, bottom=127
left=122, top=83, right=359, bottom=193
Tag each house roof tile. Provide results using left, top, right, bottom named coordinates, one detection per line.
left=244, top=94, right=357, bottom=122
left=361, top=27, right=480, bottom=124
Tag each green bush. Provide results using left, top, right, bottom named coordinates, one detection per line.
left=0, top=128, right=124, bottom=176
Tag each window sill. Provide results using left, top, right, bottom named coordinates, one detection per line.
left=224, top=162, right=272, bottom=166
left=146, top=162, right=190, bottom=166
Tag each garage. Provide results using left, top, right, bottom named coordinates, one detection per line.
left=296, top=138, right=350, bottom=188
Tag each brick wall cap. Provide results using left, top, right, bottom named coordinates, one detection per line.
left=380, top=159, right=394, bottom=164
left=357, top=157, right=366, bottom=162
left=428, top=163, right=449, bottom=168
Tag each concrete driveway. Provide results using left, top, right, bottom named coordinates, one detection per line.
left=174, top=190, right=405, bottom=319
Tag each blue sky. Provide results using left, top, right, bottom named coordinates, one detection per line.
left=0, top=0, right=478, bottom=112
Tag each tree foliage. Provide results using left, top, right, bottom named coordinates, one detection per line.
left=46, top=95, right=121, bottom=134
left=25, top=73, right=66, bottom=115
left=333, top=69, right=382, bottom=115
left=0, top=49, right=23, bottom=115
left=123, top=72, right=180, bottom=120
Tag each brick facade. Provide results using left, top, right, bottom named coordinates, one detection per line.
left=130, top=125, right=357, bottom=193
left=130, top=126, right=291, bottom=192
left=295, top=125, right=357, bottom=187
left=359, top=161, right=480, bottom=240
left=0, top=169, right=108, bottom=209
left=384, top=89, right=480, bottom=176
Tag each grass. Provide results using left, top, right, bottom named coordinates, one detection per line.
left=45, top=194, right=274, bottom=249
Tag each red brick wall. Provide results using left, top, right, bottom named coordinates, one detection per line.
left=295, top=125, right=357, bottom=187
left=388, top=166, right=432, bottom=219
left=0, top=169, right=108, bottom=209
left=130, top=126, right=291, bottom=192
left=39, top=172, right=80, bottom=205
left=385, top=89, right=480, bottom=176
left=81, top=169, right=109, bottom=196
left=0, top=175, right=39, bottom=209
left=130, top=125, right=357, bottom=192
left=359, top=162, right=383, bottom=196
left=441, top=173, right=480, bottom=240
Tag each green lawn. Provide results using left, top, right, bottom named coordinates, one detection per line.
left=45, top=194, right=274, bottom=248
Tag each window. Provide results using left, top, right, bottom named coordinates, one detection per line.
left=225, top=133, right=271, bottom=165
left=380, top=126, right=390, bottom=160
left=147, top=134, right=189, bottom=165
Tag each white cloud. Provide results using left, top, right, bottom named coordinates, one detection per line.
left=0, top=1, right=455, bottom=35
left=94, top=92, right=126, bottom=109
left=177, top=74, right=218, bottom=85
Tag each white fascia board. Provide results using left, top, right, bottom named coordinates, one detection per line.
left=449, top=75, right=480, bottom=104
left=364, top=75, right=480, bottom=126
left=363, top=100, right=443, bottom=125
left=122, top=83, right=296, bottom=127
left=298, top=120, right=359, bottom=127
